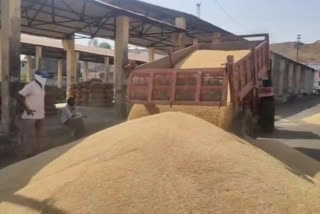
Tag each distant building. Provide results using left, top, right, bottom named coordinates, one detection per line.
left=308, top=64, right=320, bottom=92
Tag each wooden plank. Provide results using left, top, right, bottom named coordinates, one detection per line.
left=195, top=72, right=202, bottom=102
left=221, top=66, right=229, bottom=106
left=137, top=45, right=196, bottom=70
left=238, top=82, right=254, bottom=101
left=170, top=71, right=177, bottom=103
left=147, top=72, right=154, bottom=102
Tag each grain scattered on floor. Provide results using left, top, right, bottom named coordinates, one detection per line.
left=303, top=113, right=320, bottom=125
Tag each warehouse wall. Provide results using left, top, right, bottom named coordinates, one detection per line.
left=271, top=52, right=315, bottom=103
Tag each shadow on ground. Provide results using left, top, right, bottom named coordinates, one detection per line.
left=244, top=137, right=320, bottom=184
left=295, top=147, right=320, bottom=162
left=260, top=128, right=320, bottom=140
left=0, top=106, right=124, bottom=212
left=276, top=95, right=320, bottom=119
left=0, top=106, right=124, bottom=169
left=0, top=139, right=81, bottom=212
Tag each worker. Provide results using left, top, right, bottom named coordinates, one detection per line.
left=60, top=97, right=86, bottom=139
left=18, top=70, right=47, bottom=157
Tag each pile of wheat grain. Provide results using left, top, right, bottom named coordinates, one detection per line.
left=175, top=49, right=250, bottom=68
left=0, top=112, right=319, bottom=214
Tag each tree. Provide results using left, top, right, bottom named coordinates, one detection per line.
left=88, top=39, right=111, bottom=49
left=88, top=38, right=99, bottom=47
left=99, top=42, right=111, bottom=49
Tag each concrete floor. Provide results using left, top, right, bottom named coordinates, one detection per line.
left=259, top=95, right=320, bottom=161
left=43, top=104, right=125, bottom=150
left=0, top=105, right=124, bottom=168
left=1, top=95, right=320, bottom=168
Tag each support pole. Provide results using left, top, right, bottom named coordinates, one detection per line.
left=62, top=39, right=76, bottom=90
left=26, top=55, right=33, bottom=82
left=212, top=32, right=222, bottom=44
left=104, top=57, right=110, bottom=82
left=173, top=17, right=186, bottom=51
left=75, top=52, right=80, bottom=83
left=148, top=47, right=155, bottom=62
left=1, top=0, right=21, bottom=134
left=0, top=32, right=2, bottom=82
left=83, top=61, right=89, bottom=82
left=278, top=59, right=286, bottom=96
left=57, top=59, right=63, bottom=88
left=288, top=63, right=294, bottom=94
left=35, top=46, right=42, bottom=70
left=193, top=39, right=199, bottom=46
left=114, top=16, right=129, bottom=117
left=295, top=65, right=301, bottom=94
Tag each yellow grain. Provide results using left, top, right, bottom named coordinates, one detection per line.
left=175, top=49, right=250, bottom=68
left=0, top=113, right=319, bottom=213
left=303, top=113, right=320, bottom=125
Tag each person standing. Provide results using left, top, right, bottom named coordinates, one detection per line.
left=18, top=70, right=47, bottom=157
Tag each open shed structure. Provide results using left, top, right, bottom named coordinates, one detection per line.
left=0, top=0, right=233, bottom=135
left=20, top=34, right=148, bottom=86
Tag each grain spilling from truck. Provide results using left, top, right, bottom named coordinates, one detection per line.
left=0, top=112, right=319, bottom=213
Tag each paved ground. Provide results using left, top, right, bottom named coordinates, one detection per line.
left=259, top=95, right=320, bottom=161
left=0, top=105, right=124, bottom=168
left=1, top=96, right=320, bottom=168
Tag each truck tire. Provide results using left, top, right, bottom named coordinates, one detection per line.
left=259, top=97, right=275, bottom=133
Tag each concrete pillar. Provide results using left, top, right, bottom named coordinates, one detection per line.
left=278, top=59, right=286, bottom=96
left=295, top=65, right=301, bottom=94
left=1, top=0, right=21, bottom=134
left=35, top=46, right=42, bottom=70
left=288, top=63, right=294, bottom=94
left=104, top=57, right=110, bottom=82
left=193, top=39, right=199, bottom=46
left=148, top=47, right=155, bottom=62
left=83, top=61, right=89, bottom=82
left=173, top=17, right=186, bottom=51
left=26, top=56, right=33, bottom=82
left=114, top=15, right=129, bottom=117
left=75, top=52, right=80, bottom=83
left=62, top=39, right=77, bottom=89
left=300, top=69, right=305, bottom=93
left=212, top=32, right=222, bottom=44
left=0, top=32, right=2, bottom=82
left=57, top=59, right=63, bottom=88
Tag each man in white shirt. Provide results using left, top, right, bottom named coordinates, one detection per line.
left=60, top=97, right=86, bottom=139
left=18, top=70, right=47, bottom=157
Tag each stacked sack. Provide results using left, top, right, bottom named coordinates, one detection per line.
left=67, top=80, right=114, bottom=107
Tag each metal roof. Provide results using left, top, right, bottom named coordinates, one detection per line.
left=0, top=0, right=186, bottom=49
left=21, top=34, right=148, bottom=64
left=101, top=0, right=234, bottom=43
left=271, top=51, right=316, bottom=72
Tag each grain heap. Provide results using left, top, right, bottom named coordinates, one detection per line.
left=67, top=80, right=113, bottom=107
left=129, top=49, right=251, bottom=130
left=0, top=112, right=319, bottom=214
left=175, top=50, right=250, bottom=68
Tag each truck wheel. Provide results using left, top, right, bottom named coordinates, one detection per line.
left=259, top=97, right=275, bottom=133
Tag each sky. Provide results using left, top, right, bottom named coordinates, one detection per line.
left=140, top=0, right=320, bottom=44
